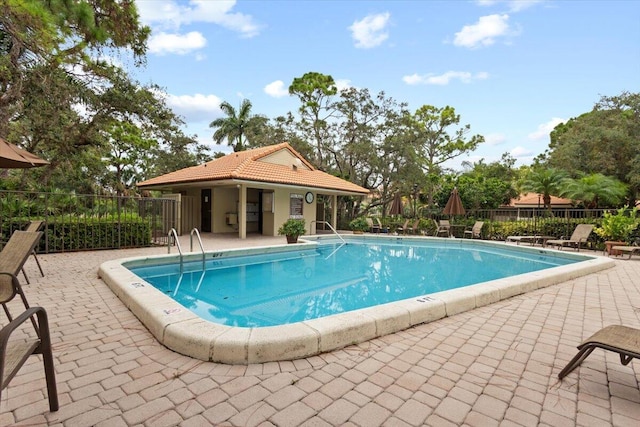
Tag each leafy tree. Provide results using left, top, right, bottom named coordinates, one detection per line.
left=0, top=0, right=150, bottom=134
left=435, top=176, right=514, bottom=211
left=209, top=99, right=267, bottom=152
left=404, top=105, right=484, bottom=207
left=450, top=154, right=519, bottom=210
left=288, top=72, right=338, bottom=169
left=245, top=113, right=314, bottom=160
left=560, top=173, right=627, bottom=208
left=1, top=0, right=204, bottom=194
left=100, top=120, right=154, bottom=196
left=519, top=167, right=569, bottom=210
left=7, top=64, right=197, bottom=193
left=149, top=134, right=211, bottom=179
left=547, top=92, right=640, bottom=205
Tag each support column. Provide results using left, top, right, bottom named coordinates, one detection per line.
left=238, top=184, right=247, bottom=239
left=331, top=194, right=338, bottom=231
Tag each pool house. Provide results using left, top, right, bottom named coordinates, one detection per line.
left=137, top=143, right=369, bottom=238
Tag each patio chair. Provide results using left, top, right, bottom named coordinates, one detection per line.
left=0, top=272, right=58, bottom=412
left=0, top=231, right=43, bottom=284
left=366, top=218, right=381, bottom=233
left=464, top=221, right=484, bottom=239
left=611, top=245, right=640, bottom=259
left=396, top=219, right=410, bottom=235
left=546, top=224, right=594, bottom=252
left=24, top=221, right=45, bottom=278
left=558, top=325, right=640, bottom=381
left=436, top=220, right=450, bottom=237
left=407, top=219, right=421, bottom=235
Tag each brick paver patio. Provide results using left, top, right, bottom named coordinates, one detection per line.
left=2, top=235, right=640, bottom=426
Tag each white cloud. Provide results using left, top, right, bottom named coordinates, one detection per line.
left=402, top=71, right=489, bottom=85
left=476, top=0, right=543, bottom=12
left=349, top=12, right=391, bottom=49
left=148, top=32, right=206, bottom=55
left=453, top=14, right=511, bottom=48
left=510, top=146, right=534, bottom=158
left=264, top=80, right=289, bottom=98
left=485, top=133, right=507, bottom=146
left=335, top=79, right=354, bottom=92
left=166, top=93, right=223, bottom=122
left=528, top=117, right=566, bottom=140
left=137, top=0, right=261, bottom=38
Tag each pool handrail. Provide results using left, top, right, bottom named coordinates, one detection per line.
left=310, top=220, right=345, bottom=244
left=190, top=228, right=205, bottom=267
left=167, top=228, right=183, bottom=272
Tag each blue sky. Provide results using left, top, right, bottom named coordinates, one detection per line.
left=133, top=0, right=639, bottom=169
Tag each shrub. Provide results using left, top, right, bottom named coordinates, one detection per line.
left=349, top=217, right=370, bottom=232
left=594, top=207, right=639, bottom=242
left=277, top=218, right=306, bottom=238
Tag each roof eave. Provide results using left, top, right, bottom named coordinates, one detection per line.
left=138, top=177, right=369, bottom=196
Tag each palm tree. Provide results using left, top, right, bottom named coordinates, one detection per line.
left=561, top=173, right=628, bottom=208
left=519, top=167, right=568, bottom=210
left=209, top=99, right=265, bottom=152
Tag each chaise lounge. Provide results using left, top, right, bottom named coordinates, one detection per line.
left=546, top=224, right=594, bottom=252
left=506, top=235, right=555, bottom=246
left=558, top=325, right=640, bottom=380
left=0, top=230, right=44, bottom=284
left=24, top=221, right=45, bottom=278
left=611, top=245, right=640, bottom=259
left=0, top=272, right=58, bottom=412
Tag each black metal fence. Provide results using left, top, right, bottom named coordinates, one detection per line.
left=0, top=190, right=178, bottom=253
left=369, top=207, right=612, bottom=241
left=0, top=189, right=631, bottom=253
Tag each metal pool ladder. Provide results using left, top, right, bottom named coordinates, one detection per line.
left=167, top=228, right=184, bottom=271
left=190, top=227, right=206, bottom=268
left=310, top=220, right=346, bottom=244
left=168, top=228, right=206, bottom=271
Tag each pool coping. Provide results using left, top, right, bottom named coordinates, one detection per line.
left=98, top=235, right=614, bottom=365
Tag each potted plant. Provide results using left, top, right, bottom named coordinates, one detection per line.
left=595, top=206, right=640, bottom=255
left=349, top=217, right=370, bottom=234
left=278, top=218, right=306, bottom=243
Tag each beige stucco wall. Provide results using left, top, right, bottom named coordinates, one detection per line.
left=213, top=187, right=238, bottom=233
left=260, top=150, right=311, bottom=170
left=176, top=185, right=318, bottom=237
left=273, top=188, right=317, bottom=237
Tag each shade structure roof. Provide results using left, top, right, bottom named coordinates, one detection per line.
left=0, top=137, right=49, bottom=169
left=443, top=187, right=466, bottom=216
left=137, top=142, right=369, bottom=195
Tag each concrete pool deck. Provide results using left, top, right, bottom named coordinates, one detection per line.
left=2, top=233, right=640, bottom=426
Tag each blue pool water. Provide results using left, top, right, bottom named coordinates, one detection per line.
left=129, top=240, right=578, bottom=327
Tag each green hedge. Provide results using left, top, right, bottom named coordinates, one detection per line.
left=1, top=216, right=152, bottom=252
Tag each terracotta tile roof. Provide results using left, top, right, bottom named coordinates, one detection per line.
left=137, top=142, right=369, bottom=195
left=503, top=193, right=574, bottom=207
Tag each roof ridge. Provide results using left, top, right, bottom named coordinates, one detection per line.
left=231, top=144, right=286, bottom=177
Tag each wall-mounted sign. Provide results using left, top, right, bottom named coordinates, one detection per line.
left=290, top=193, right=303, bottom=218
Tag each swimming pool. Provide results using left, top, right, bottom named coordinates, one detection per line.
left=129, top=240, right=579, bottom=328
left=99, top=235, right=614, bottom=364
